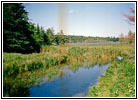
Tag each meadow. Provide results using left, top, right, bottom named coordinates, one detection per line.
left=3, top=44, right=135, bottom=97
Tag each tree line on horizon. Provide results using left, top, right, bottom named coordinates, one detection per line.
left=3, top=3, right=134, bottom=54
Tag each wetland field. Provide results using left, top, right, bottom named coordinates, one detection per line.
left=3, top=2, right=136, bottom=98
left=3, top=44, right=135, bottom=97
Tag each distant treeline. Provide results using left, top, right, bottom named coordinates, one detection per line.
left=58, top=35, right=119, bottom=43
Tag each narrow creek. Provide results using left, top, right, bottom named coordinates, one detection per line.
left=29, top=63, right=110, bottom=97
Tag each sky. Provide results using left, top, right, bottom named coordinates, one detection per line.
left=24, top=3, right=135, bottom=37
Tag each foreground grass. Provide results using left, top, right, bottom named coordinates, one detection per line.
left=88, top=45, right=135, bottom=97
left=3, top=44, right=135, bottom=97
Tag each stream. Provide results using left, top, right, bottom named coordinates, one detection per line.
left=29, top=63, right=110, bottom=97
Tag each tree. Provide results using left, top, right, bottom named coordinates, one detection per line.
left=3, top=3, right=40, bottom=53
left=58, top=29, right=64, bottom=35
left=123, top=7, right=135, bottom=44
left=128, top=30, right=135, bottom=44
left=54, top=35, right=60, bottom=45
left=56, top=29, right=66, bottom=45
left=33, top=24, right=44, bottom=46
left=123, top=7, right=135, bottom=25
left=43, top=28, right=54, bottom=45
left=119, top=33, right=125, bottom=43
left=28, top=22, right=41, bottom=53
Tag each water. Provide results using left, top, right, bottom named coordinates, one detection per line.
left=29, top=63, right=110, bottom=97
left=66, top=42, right=120, bottom=45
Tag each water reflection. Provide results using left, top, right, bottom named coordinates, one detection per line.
left=29, top=63, right=110, bottom=97
left=66, top=42, right=120, bottom=45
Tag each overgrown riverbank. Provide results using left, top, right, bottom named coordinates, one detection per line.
left=3, top=44, right=135, bottom=97
left=88, top=45, right=135, bottom=97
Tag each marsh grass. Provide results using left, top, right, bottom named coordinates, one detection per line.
left=88, top=45, right=135, bottom=97
left=3, top=44, right=134, bottom=97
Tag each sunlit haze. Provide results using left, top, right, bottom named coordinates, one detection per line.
left=24, top=3, right=135, bottom=37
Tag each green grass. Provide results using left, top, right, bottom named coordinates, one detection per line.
left=88, top=45, right=135, bottom=97
left=3, top=44, right=135, bottom=97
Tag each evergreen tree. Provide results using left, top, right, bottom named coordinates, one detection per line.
left=54, top=35, right=60, bottom=45
left=3, top=3, right=40, bottom=53
left=43, top=28, right=54, bottom=45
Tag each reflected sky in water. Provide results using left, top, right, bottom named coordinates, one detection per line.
left=29, top=63, right=109, bottom=97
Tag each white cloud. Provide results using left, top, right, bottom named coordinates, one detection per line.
left=69, top=9, right=74, bottom=14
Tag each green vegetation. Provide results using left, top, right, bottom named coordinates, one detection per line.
left=88, top=45, right=135, bottom=97
left=3, top=3, right=38, bottom=53
left=3, top=44, right=135, bottom=97
left=58, top=35, right=119, bottom=43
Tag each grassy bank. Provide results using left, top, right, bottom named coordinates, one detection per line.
left=88, top=45, right=135, bottom=97
left=3, top=44, right=135, bottom=97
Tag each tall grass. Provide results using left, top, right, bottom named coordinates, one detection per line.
left=88, top=45, right=135, bottom=97
left=3, top=44, right=134, bottom=97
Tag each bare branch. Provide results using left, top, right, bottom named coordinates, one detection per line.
left=123, top=7, right=135, bottom=25
left=130, top=7, right=135, bottom=14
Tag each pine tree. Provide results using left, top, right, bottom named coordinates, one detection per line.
left=43, top=28, right=54, bottom=45
left=3, top=3, right=40, bottom=53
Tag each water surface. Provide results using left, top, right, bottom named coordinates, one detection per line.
left=66, top=42, right=120, bottom=45
left=29, top=63, right=109, bottom=97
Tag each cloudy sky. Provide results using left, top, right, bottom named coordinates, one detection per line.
left=24, top=3, right=135, bottom=37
